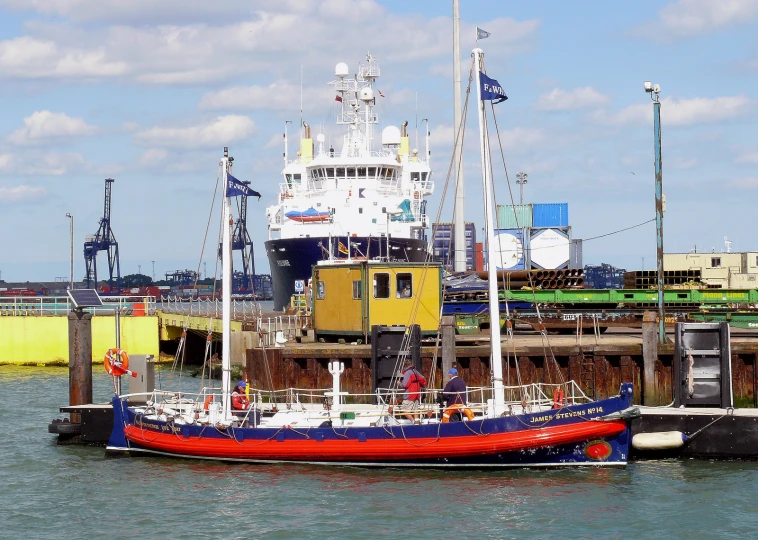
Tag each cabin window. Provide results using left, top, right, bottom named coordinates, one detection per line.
left=316, top=281, right=325, bottom=300
left=357, top=167, right=367, bottom=178
left=336, top=168, right=345, bottom=178
left=373, top=273, right=390, bottom=299
left=368, top=167, right=377, bottom=177
left=285, top=174, right=293, bottom=187
left=711, top=257, right=721, bottom=268
left=396, top=273, right=413, bottom=298
left=293, top=174, right=301, bottom=183
left=421, top=172, right=428, bottom=182
left=411, top=172, right=420, bottom=182
left=352, top=280, right=362, bottom=300
left=346, top=167, right=356, bottom=178
left=359, top=208, right=363, bottom=214
left=326, top=168, right=335, bottom=179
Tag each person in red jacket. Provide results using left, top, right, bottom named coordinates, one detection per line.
left=399, top=359, right=427, bottom=423
left=231, top=381, right=250, bottom=410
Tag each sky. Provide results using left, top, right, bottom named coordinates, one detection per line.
left=0, top=0, right=757, bottom=283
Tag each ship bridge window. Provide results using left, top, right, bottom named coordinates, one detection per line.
left=368, top=167, right=377, bottom=177
left=373, top=273, right=390, bottom=299
left=293, top=174, right=301, bottom=183
left=357, top=167, right=367, bottom=178
left=285, top=174, right=293, bottom=187
left=421, top=172, right=429, bottom=182
left=336, top=167, right=345, bottom=179
left=346, top=167, right=356, bottom=178
left=411, top=172, right=420, bottom=182
left=396, top=273, right=413, bottom=298
left=326, top=168, right=335, bottom=179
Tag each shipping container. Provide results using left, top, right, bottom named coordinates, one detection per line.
left=493, top=228, right=527, bottom=270
left=532, top=203, right=569, bottom=228
left=431, top=222, right=476, bottom=271
left=529, top=227, right=570, bottom=270
left=496, top=204, right=533, bottom=229
left=569, top=238, right=583, bottom=269
left=475, top=242, right=484, bottom=272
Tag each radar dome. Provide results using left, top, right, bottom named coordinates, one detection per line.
left=335, top=63, right=349, bottom=78
left=381, top=126, right=401, bottom=146
left=359, top=87, right=374, bottom=102
left=316, top=133, right=325, bottom=143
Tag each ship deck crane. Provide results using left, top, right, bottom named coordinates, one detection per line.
left=84, top=178, right=121, bottom=293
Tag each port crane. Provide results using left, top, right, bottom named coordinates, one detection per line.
left=84, top=178, right=121, bottom=293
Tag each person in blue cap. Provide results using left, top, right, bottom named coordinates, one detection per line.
left=441, top=368, right=473, bottom=422
left=231, top=380, right=250, bottom=410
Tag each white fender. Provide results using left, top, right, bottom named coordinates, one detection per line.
left=632, top=431, right=689, bottom=451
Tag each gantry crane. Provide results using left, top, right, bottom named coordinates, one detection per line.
left=84, top=178, right=121, bottom=293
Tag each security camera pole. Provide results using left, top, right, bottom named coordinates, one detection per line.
left=645, top=81, right=666, bottom=344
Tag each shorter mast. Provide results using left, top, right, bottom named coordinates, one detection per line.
left=473, top=48, right=505, bottom=413
left=221, top=148, right=233, bottom=418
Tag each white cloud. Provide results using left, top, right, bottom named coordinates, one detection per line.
left=0, top=184, right=47, bottom=203
left=8, top=111, right=97, bottom=145
left=629, top=0, right=758, bottom=40
left=498, top=128, right=545, bottom=149
left=0, top=36, right=126, bottom=78
left=730, top=176, right=758, bottom=189
left=0, top=153, right=13, bottom=171
left=28, top=152, right=90, bottom=175
left=536, top=87, right=610, bottom=111
left=200, top=81, right=305, bottom=111
left=737, top=151, right=758, bottom=163
left=137, top=148, right=169, bottom=167
left=593, top=95, right=751, bottom=127
left=133, top=115, right=256, bottom=148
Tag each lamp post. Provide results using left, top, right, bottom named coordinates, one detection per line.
left=644, top=81, right=666, bottom=344
left=65, top=213, right=74, bottom=290
left=152, top=260, right=155, bottom=281
left=515, top=172, right=528, bottom=205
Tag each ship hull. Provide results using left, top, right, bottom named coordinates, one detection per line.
left=107, top=386, right=634, bottom=467
left=265, top=236, right=427, bottom=311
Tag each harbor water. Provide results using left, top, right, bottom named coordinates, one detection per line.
left=2, top=364, right=758, bottom=539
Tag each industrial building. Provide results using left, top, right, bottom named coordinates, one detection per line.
left=664, top=252, right=758, bottom=289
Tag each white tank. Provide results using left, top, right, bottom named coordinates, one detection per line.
left=381, top=126, right=401, bottom=146
left=335, top=63, right=349, bottom=78
left=493, top=231, right=524, bottom=270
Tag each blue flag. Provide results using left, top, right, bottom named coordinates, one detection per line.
left=476, top=27, right=490, bottom=40
left=226, top=173, right=261, bottom=199
left=480, top=73, right=508, bottom=104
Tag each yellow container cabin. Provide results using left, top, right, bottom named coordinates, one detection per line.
left=312, top=260, right=442, bottom=338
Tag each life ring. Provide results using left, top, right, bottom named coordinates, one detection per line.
left=203, top=395, right=213, bottom=412
left=441, top=404, right=475, bottom=423
left=552, top=389, right=565, bottom=409
left=104, top=348, right=129, bottom=376
left=413, top=190, right=420, bottom=199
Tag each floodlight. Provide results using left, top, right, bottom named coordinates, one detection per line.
left=644, top=81, right=653, bottom=92
left=653, top=84, right=661, bottom=93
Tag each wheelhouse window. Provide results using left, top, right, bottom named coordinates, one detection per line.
left=352, top=280, right=362, bottom=300
left=373, top=273, right=390, bottom=299
left=396, top=273, right=413, bottom=298
left=316, top=281, right=325, bottom=300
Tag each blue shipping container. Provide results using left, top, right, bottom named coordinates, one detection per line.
left=532, top=203, right=569, bottom=228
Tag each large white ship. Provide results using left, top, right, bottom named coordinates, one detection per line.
left=265, top=54, right=435, bottom=310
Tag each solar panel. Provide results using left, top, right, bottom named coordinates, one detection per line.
left=68, top=289, right=103, bottom=308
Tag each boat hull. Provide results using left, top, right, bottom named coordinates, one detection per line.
left=265, top=236, right=427, bottom=311
left=107, top=385, right=634, bottom=467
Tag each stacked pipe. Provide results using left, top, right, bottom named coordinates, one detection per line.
left=622, top=270, right=703, bottom=289
left=476, top=269, right=585, bottom=290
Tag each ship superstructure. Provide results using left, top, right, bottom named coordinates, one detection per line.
left=265, top=54, right=434, bottom=310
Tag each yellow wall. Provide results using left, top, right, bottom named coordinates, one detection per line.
left=367, top=265, right=441, bottom=332
left=313, top=265, right=364, bottom=332
left=0, top=315, right=159, bottom=365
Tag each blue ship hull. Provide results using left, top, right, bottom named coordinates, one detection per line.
left=265, top=236, right=427, bottom=311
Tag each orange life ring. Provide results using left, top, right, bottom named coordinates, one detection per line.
left=552, top=389, right=565, bottom=409
left=441, top=404, right=475, bottom=423
left=104, top=348, right=129, bottom=376
left=203, top=395, right=214, bottom=412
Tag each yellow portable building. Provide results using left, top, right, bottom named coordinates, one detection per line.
left=312, top=260, right=442, bottom=339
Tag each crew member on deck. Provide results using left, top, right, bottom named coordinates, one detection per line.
left=442, top=368, right=474, bottom=423
left=231, top=381, right=250, bottom=410
left=399, top=359, right=427, bottom=423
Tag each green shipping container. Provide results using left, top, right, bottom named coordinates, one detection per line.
left=496, top=204, right=533, bottom=229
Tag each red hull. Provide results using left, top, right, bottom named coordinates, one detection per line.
left=124, top=420, right=627, bottom=462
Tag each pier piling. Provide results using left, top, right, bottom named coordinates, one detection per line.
left=67, top=310, right=92, bottom=422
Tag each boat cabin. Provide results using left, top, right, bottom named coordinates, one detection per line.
left=312, top=260, right=442, bottom=338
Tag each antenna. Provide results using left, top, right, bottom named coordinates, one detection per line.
left=724, top=236, right=732, bottom=253
left=300, top=64, right=303, bottom=136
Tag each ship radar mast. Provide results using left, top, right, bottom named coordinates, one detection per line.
left=331, top=52, right=380, bottom=157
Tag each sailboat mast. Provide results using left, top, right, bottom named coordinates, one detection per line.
left=221, top=149, right=233, bottom=417
left=452, top=0, right=466, bottom=272
left=473, top=48, right=505, bottom=413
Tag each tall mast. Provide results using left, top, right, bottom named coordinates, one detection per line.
left=221, top=148, right=233, bottom=417
left=473, top=48, right=504, bottom=413
left=453, top=0, right=466, bottom=272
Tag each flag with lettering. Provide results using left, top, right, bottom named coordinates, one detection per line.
left=476, top=27, right=490, bottom=40
left=226, top=173, right=261, bottom=199
left=479, top=73, right=508, bottom=104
